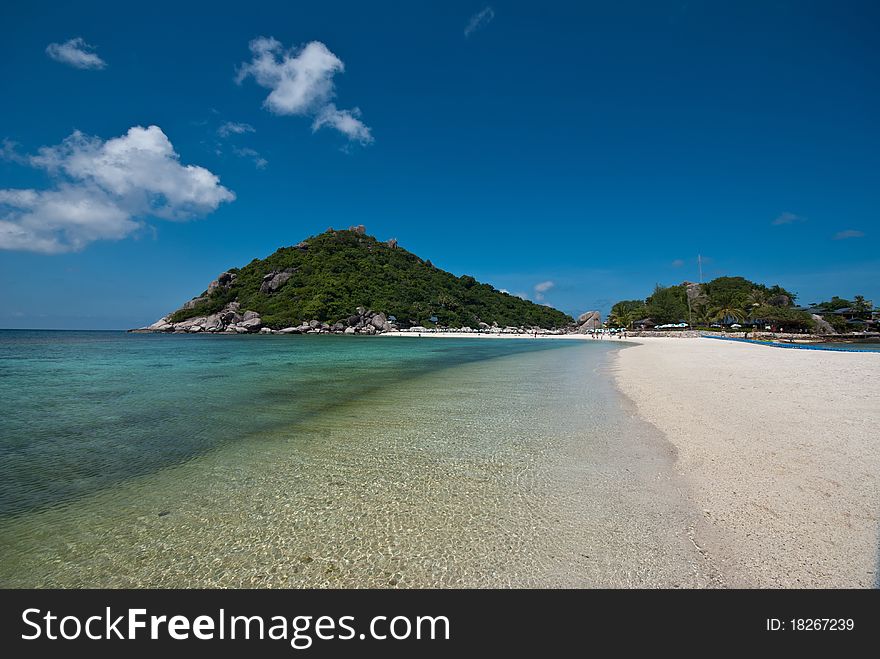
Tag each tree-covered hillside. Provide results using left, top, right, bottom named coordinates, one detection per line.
left=609, top=276, right=814, bottom=329
left=168, top=228, right=572, bottom=329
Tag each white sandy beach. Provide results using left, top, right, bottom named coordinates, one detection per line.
left=615, top=337, right=880, bottom=587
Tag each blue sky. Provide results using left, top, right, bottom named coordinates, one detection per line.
left=1, top=0, right=877, bottom=329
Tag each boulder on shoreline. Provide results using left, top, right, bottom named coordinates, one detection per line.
left=132, top=304, right=404, bottom=337
left=572, top=311, right=602, bottom=333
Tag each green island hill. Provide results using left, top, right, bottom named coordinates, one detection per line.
left=134, top=227, right=573, bottom=335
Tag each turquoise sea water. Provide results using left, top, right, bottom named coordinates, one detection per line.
left=0, top=330, right=576, bottom=517
left=0, top=330, right=719, bottom=587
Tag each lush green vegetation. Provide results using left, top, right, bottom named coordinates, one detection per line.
left=811, top=295, right=874, bottom=318
left=811, top=295, right=853, bottom=312
left=808, top=295, right=875, bottom=332
left=822, top=313, right=849, bottom=333
left=746, top=305, right=814, bottom=330
left=607, top=299, right=648, bottom=328
left=169, top=229, right=573, bottom=329
left=646, top=284, right=690, bottom=325
left=610, top=276, right=814, bottom=330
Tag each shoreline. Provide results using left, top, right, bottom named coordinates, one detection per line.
left=612, top=336, right=880, bottom=587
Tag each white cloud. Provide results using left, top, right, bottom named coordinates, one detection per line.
left=772, top=211, right=805, bottom=226
left=236, top=37, right=373, bottom=144
left=671, top=259, right=685, bottom=268
left=0, top=125, right=234, bottom=253
left=233, top=146, right=268, bottom=169
left=217, top=121, right=255, bottom=137
left=46, top=38, right=107, bottom=70
left=0, top=185, right=136, bottom=252
left=1, top=139, right=27, bottom=164
left=833, top=229, right=865, bottom=240
left=236, top=38, right=338, bottom=114
left=312, top=104, right=372, bottom=143
left=464, top=7, right=495, bottom=37
left=533, top=280, right=555, bottom=301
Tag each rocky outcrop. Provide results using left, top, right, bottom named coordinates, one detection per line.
left=254, top=308, right=395, bottom=336
left=685, top=282, right=708, bottom=307
left=572, top=311, right=602, bottom=333
left=238, top=317, right=262, bottom=332
left=145, top=315, right=174, bottom=332
left=182, top=295, right=208, bottom=311
left=768, top=293, right=793, bottom=308
left=220, top=301, right=242, bottom=324
left=812, top=314, right=835, bottom=335
left=207, top=271, right=236, bottom=294
left=179, top=271, right=238, bottom=311
left=370, top=312, right=392, bottom=332
left=259, top=269, right=295, bottom=294
left=132, top=304, right=399, bottom=336
left=129, top=301, right=257, bottom=334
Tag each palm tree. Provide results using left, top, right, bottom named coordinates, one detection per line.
left=697, top=305, right=713, bottom=325
left=609, top=308, right=632, bottom=328
left=747, top=288, right=767, bottom=308
left=853, top=295, right=872, bottom=319
left=609, top=300, right=647, bottom=328
left=711, top=304, right=745, bottom=325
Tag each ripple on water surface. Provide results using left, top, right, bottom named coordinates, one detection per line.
left=0, top=333, right=720, bottom=587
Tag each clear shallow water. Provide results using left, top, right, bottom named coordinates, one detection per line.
left=0, top=330, right=572, bottom=517
left=0, top=331, right=718, bottom=587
